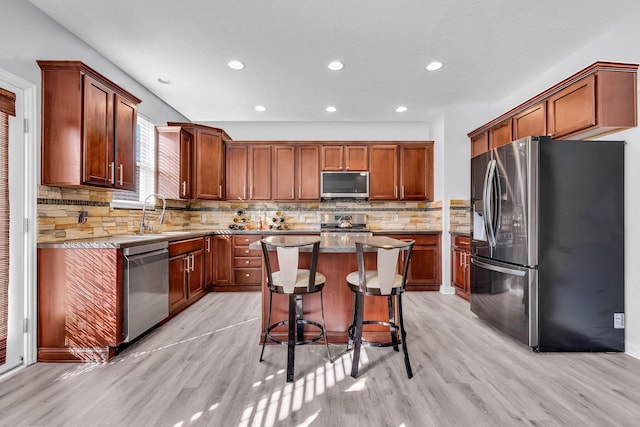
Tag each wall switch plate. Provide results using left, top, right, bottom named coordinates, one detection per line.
left=201, top=213, right=207, bottom=223
left=299, top=215, right=304, bottom=221
left=614, top=313, right=625, bottom=329
left=393, top=214, right=399, bottom=221
left=251, top=214, right=256, bottom=220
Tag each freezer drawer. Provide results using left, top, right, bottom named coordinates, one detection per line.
left=470, top=256, right=538, bottom=348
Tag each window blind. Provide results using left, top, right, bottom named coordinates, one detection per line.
left=0, top=86, right=16, bottom=366
left=112, top=114, right=156, bottom=204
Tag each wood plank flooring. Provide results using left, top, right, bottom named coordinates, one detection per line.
left=2, top=292, right=640, bottom=426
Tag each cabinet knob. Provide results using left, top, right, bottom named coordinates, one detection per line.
left=245, top=249, right=249, bottom=254
left=245, top=260, right=250, bottom=264
left=245, top=273, right=250, bottom=277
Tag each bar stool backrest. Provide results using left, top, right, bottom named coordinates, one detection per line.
left=354, top=238, right=415, bottom=295
left=261, top=236, right=322, bottom=294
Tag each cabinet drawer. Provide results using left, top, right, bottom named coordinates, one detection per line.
left=169, top=237, right=204, bottom=257
left=233, top=235, right=262, bottom=246
left=385, top=234, right=439, bottom=246
left=234, top=257, right=262, bottom=268
left=453, top=235, right=470, bottom=248
left=234, top=247, right=262, bottom=257
left=234, top=268, right=262, bottom=284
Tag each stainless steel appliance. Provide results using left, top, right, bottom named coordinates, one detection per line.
left=123, top=241, right=169, bottom=343
left=470, top=136, right=624, bottom=352
left=320, top=213, right=372, bottom=237
left=321, top=171, right=369, bottom=200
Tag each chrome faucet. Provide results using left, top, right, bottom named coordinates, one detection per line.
left=139, top=193, right=167, bottom=234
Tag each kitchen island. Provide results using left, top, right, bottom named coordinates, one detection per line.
left=252, top=235, right=412, bottom=344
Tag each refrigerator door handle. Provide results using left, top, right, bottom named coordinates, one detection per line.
left=471, top=256, right=526, bottom=277
left=483, top=159, right=497, bottom=248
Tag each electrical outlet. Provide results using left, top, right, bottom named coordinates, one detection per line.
left=393, top=214, right=399, bottom=221
left=299, top=215, right=304, bottom=221
left=251, top=214, right=256, bottom=220
left=201, top=213, right=207, bottom=223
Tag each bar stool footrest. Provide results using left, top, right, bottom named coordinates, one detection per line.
left=348, top=320, right=402, bottom=348
left=266, top=319, right=326, bottom=346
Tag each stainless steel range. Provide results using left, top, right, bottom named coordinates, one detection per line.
left=320, top=213, right=372, bottom=237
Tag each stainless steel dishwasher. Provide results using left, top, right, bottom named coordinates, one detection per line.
left=123, top=241, right=169, bottom=343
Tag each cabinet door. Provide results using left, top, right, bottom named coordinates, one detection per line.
left=169, top=255, right=187, bottom=313
left=547, top=74, right=596, bottom=138
left=83, top=75, right=114, bottom=187
left=156, top=127, right=184, bottom=199
left=188, top=249, right=205, bottom=299
left=451, top=248, right=466, bottom=290
left=113, top=94, right=137, bottom=191
left=226, top=145, right=248, bottom=200
left=179, top=130, right=192, bottom=199
left=399, top=144, right=433, bottom=201
left=513, top=102, right=546, bottom=140
left=321, top=145, right=344, bottom=170
left=204, top=236, right=214, bottom=287
left=249, top=145, right=272, bottom=200
left=489, top=119, right=512, bottom=149
left=471, top=132, right=489, bottom=158
left=369, top=145, right=398, bottom=200
left=272, top=145, right=296, bottom=200
left=297, top=145, right=320, bottom=200
left=407, top=244, right=440, bottom=288
left=194, top=128, right=224, bottom=200
left=213, top=235, right=233, bottom=285
left=345, top=145, right=368, bottom=171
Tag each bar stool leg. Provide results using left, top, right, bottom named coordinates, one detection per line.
left=387, top=295, right=399, bottom=351
left=350, top=292, right=365, bottom=378
left=319, top=290, right=332, bottom=363
left=346, top=293, right=358, bottom=352
left=260, top=291, right=273, bottom=362
left=397, top=293, right=413, bottom=379
left=287, top=294, right=297, bottom=383
left=295, top=294, right=304, bottom=343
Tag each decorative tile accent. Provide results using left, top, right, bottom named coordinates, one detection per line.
left=449, top=199, right=471, bottom=233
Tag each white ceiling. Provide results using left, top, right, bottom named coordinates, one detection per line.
left=29, top=0, right=640, bottom=122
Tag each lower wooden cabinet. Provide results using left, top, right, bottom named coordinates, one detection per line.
left=37, top=248, right=123, bottom=362
left=210, top=234, right=262, bottom=291
left=384, top=233, right=441, bottom=291
left=169, top=237, right=205, bottom=315
left=451, top=234, right=471, bottom=301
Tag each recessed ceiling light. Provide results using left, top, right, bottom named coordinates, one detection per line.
left=157, top=77, right=171, bottom=84
left=228, top=60, right=245, bottom=70
left=325, top=106, right=337, bottom=113
left=426, top=61, right=443, bottom=71
left=254, top=105, right=267, bottom=112
left=396, top=106, right=408, bottom=113
left=328, top=61, right=344, bottom=71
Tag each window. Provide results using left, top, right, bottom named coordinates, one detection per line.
left=111, top=114, right=155, bottom=207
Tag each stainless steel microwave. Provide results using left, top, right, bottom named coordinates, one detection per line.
left=320, top=171, right=369, bottom=200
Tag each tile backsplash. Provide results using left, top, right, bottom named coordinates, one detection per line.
left=37, top=186, right=444, bottom=243
left=449, top=199, right=471, bottom=233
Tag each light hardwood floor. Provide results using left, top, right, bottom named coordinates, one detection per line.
left=2, top=292, right=640, bottom=426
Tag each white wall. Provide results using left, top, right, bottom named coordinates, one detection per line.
left=0, top=0, right=187, bottom=125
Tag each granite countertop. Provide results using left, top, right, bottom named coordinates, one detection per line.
left=450, top=231, right=471, bottom=237
left=37, top=228, right=442, bottom=249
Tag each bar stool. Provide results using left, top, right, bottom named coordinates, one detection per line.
left=259, top=236, right=332, bottom=383
left=346, top=236, right=415, bottom=379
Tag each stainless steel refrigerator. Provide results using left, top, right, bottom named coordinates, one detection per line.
left=470, top=136, right=624, bottom=352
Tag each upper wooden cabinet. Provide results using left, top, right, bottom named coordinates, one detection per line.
left=296, top=145, right=321, bottom=200
left=225, top=144, right=272, bottom=200
left=513, top=102, right=546, bottom=140
left=165, top=123, right=230, bottom=200
left=321, top=144, right=368, bottom=170
left=38, top=60, right=141, bottom=190
left=156, top=126, right=192, bottom=199
left=469, top=61, right=638, bottom=157
left=370, top=143, right=434, bottom=201
left=369, top=145, right=399, bottom=200
left=488, top=119, right=512, bottom=150
left=471, top=132, right=489, bottom=158
left=400, top=144, right=434, bottom=201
